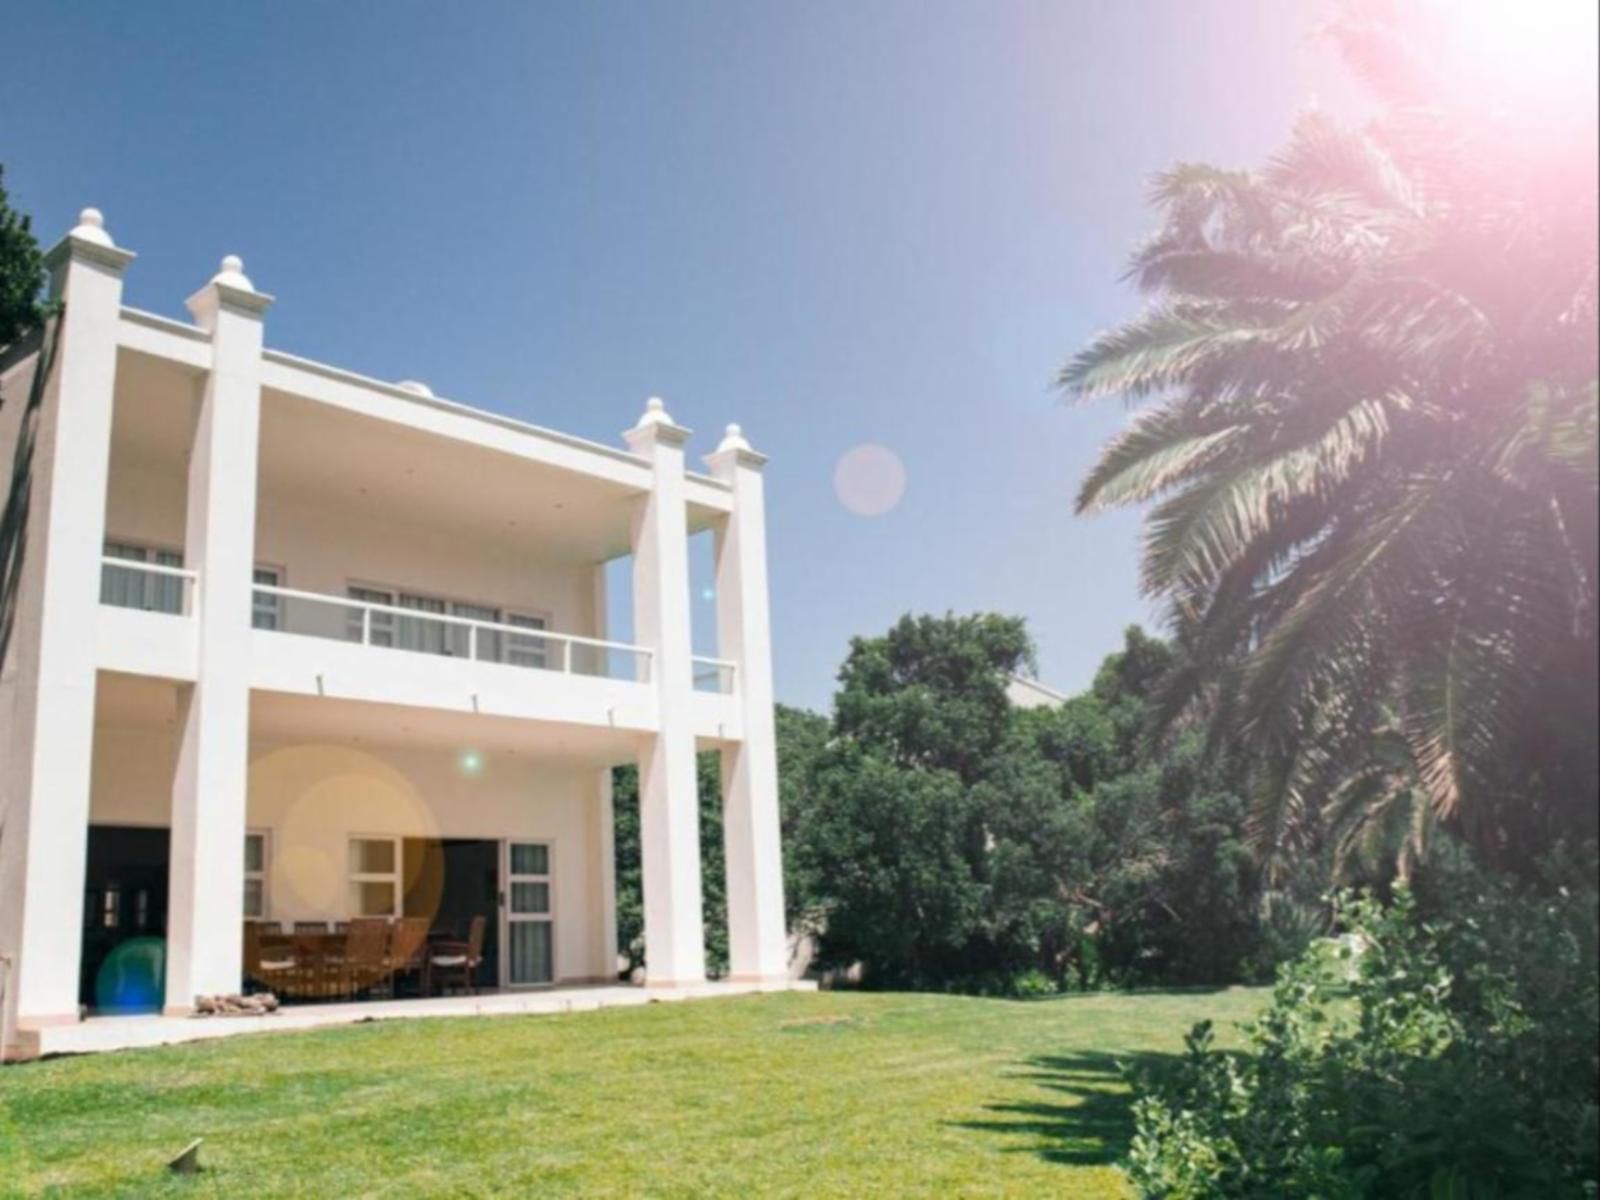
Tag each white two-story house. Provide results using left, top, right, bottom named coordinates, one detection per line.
left=0, top=210, right=788, bottom=1060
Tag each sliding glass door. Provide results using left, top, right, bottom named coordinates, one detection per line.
left=503, top=841, right=554, bottom=986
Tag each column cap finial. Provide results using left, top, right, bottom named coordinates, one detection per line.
left=211, top=254, right=255, bottom=291
left=71, top=208, right=114, bottom=247
left=45, top=206, right=137, bottom=274
left=186, top=252, right=274, bottom=328
left=625, top=395, right=692, bottom=450
left=705, top=421, right=768, bottom=473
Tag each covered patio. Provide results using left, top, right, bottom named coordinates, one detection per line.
left=21, top=977, right=814, bottom=1059
left=83, top=675, right=647, bottom=1019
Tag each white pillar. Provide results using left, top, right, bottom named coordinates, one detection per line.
left=625, top=398, right=705, bottom=986
left=162, top=256, right=271, bottom=1011
left=0, top=211, right=133, bottom=1050
left=705, top=425, right=788, bottom=982
left=590, top=561, right=619, bottom=980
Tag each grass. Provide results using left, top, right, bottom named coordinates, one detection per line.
left=0, top=987, right=1267, bottom=1198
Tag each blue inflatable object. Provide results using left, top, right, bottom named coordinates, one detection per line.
left=95, top=937, right=166, bottom=1014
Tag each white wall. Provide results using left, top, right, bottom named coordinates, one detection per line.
left=87, top=721, right=613, bottom=984
left=102, top=458, right=186, bottom=553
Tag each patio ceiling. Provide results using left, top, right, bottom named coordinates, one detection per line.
left=97, top=672, right=644, bottom=769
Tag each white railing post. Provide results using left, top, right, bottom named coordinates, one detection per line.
left=361, top=605, right=371, bottom=646
left=469, top=624, right=478, bottom=661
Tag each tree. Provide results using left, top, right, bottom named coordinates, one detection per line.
left=1061, top=1, right=1599, bottom=876
left=774, top=703, right=830, bottom=926
left=802, top=613, right=1034, bottom=987
left=0, top=165, right=48, bottom=351
left=799, top=616, right=1281, bottom=990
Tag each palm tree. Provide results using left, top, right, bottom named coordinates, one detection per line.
left=1061, top=2, right=1598, bottom=876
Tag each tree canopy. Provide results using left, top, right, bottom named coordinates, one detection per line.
left=0, top=165, right=48, bottom=351
left=1060, top=1, right=1599, bottom=877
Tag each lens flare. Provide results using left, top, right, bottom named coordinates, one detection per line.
left=833, top=443, right=907, bottom=517
left=95, top=937, right=166, bottom=1014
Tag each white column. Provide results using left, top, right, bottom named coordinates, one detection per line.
left=590, top=561, right=618, bottom=980
left=162, top=256, right=271, bottom=1011
left=624, top=398, right=705, bottom=986
left=0, top=211, right=133, bottom=1048
left=705, top=424, right=788, bottom=981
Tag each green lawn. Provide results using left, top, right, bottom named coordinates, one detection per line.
left=0, top=988, right=1266, bottom=1198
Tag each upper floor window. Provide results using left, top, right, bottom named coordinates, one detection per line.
left=101, top=541, right=184, bottom=614
left=252, top=568, right=283, bottom=631
left=344, top=583, right=554, bottom=668
left=506, top=612, right=549, bottom=669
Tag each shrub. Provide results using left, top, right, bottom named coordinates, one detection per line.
left=1008, top=968, right=1060, bottom=999
left=1126, top=865, right=1600, bottom=1198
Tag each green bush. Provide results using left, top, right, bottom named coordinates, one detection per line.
left=1126, top=867, right=1600, bottom=1198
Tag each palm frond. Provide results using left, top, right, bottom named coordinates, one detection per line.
left=1076, top=406, right=1244, bottom=513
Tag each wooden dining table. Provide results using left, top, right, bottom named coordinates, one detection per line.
left=257, top=928, right=441, bottom=1001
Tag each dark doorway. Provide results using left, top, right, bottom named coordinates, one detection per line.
left=81, top=825, right=170, bottom=1011
left=403, top=838, right=499, bottom=990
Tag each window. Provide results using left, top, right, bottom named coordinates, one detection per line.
left=252, top=568, right=282, bottom=631
left=348, top=836, right=400, bottom=917
left=244, top=831, right=269, bottom=919
left=506, top=612, right=550, bottom=670
left=396, top=592, right=448, bottom=654
left=347, top=586, right=395, bottom=646
left=345, top=582, right=555, bottom=666
left=450, top=601, right=500, bottom=659
left=101, top=541, right=184, bottom=614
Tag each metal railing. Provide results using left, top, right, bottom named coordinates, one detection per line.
left=99, top=556, right=199, bottom=616
left=251, top=584, right=653, bottom=683
left=691, top=655, right=737, bottom=695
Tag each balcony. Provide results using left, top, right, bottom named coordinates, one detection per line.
left=251, top=583, right=652, bottom=684
left=96, top=555, right=200, bottom=679
left=95, top=558, right=741, bottom=742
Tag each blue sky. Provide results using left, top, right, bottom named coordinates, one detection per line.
left=2, top=1, right=1360, bottom=712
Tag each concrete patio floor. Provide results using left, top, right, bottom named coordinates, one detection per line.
left=17, top=978, right=816, bottom=1060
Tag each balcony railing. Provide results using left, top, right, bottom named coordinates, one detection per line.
left=691, top=656, right=737, bottom=694
left=99, top=556, right=199, bottom=615
left=251, top=584, right=653, bottom=683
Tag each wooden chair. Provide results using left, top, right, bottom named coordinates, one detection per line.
left=243, top=922, right=296, bottom=997
left=429, top=915, right=487, bottom=997
left=343, top=918, right=391, bottom=998
left=294, top=920, right=329, bottom=934
left=388, top=917, right=431, bottom=997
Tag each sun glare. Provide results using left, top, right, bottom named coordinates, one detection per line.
left=1435, top=0, right=1599, bottom=107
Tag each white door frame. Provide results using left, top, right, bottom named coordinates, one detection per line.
left=500, top=838, right=556, bottom=989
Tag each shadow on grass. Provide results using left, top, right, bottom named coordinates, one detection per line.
left=953, top=1050, right=1176, bottom=1168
